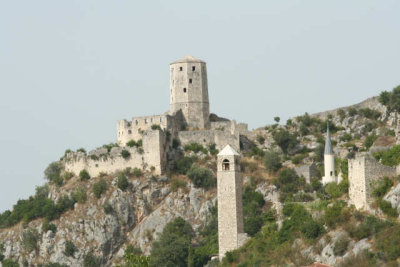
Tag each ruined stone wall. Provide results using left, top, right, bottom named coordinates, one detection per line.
left=217, top=154, right=243, bottom=259
left=294, top=163, right=318, bottom=183
left=349, top=156, right=396, bottom=210
left=66, top=129, right=167, bottom=176
left=178, top=129, right=240, bottom=151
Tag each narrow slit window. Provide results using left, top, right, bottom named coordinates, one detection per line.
left=128, top=130, right=132, bottom=134
left=183, top=88, right=187, bottom=93
left=330, top=171, right=333, bottom=176
left=192, top=66, right=195, bottom=71
left=180, top=67, right=183, bottom=71
left=189, top=78, right=192, bottom=83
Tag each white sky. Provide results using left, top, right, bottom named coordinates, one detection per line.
left=0, top=0, right=399, bottom=212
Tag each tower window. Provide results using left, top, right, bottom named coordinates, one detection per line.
left=192, top=66, right=195, bottom=71
left=144, top=119, right=147, bottom=124
left=128, top=130, right=132, bottom=134
left=189, top=79, right=192, bottom=83
left=135, top=120, right=138, bottom=125
left=183, top=88, right=187, bottom=93
left=222, top=159, right=230, bottom=171
left=330, top=171, right=333, bottom=176
left=180, top=67, right=183, bottom=71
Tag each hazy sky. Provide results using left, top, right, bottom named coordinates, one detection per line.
left=0, top=1, right=399, bottom=212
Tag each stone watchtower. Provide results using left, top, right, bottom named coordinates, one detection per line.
left=169, top=55, right=210, bottom=129
left=322, top=125, right=336, bottom=185
left=217, top=145, right=247, bottom=260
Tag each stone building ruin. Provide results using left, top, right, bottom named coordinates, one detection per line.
left=64, top=55, right=248, bottom=177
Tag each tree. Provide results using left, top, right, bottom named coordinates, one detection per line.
left=117, top=174, right=129, bottom=191
left=264, top=150, right=282, bottom=173
left=272, top=129, right=299, bottom=154
left=79, top=169, right=90, bottom=181
left=93, top=179, right=108, bottom=198
left=274, top=117, right=280, bottom=123
left=64, top=240, right=77, bottom=257
left=187, top=165, right=216, bottom=189
left=150, top=217, right=194, bottom=267
left=379, top=85, right=400, bottom=113
left=44, top=162, right=63, bottom=186
left=121, top=149, right=131, bottom=159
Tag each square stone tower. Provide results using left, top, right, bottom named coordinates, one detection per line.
left=169, top=55, right=210, bottom=129
left=217, top=145, right=245, bottom=260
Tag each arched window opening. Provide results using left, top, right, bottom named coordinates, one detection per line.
left=222, top=159, right=230, bottom=171
left=183, top=88, right=187, bottom=93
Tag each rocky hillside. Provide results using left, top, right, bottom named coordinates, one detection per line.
left=3, top=86, right=400, bottom=267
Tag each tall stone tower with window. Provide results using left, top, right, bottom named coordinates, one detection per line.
left=217, top=145, right=247, bottom=260
left=169, top=55, right=210, bottom=129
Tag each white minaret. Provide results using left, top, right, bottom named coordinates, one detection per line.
left=322, top=125, right=336, bottom=184
left=217, top=145, right=248, bottom=260
left=169, top=55, right=210, bottom=129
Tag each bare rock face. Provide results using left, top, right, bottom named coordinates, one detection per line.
left=384, top=183, right=400, bottom=216
left=0, top=176, right=215, bottom=266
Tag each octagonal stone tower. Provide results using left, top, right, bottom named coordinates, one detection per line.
left=169, top=55, right=210, bottom=129
left=217, top=145, right=246, bottom=260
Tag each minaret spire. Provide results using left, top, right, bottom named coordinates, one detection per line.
left=324, top=123, right=333, bottom=155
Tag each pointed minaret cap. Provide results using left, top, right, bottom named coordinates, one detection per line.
left=218, top=144, right=239, bottom=156
left=324, top=124, right=334, bottom=155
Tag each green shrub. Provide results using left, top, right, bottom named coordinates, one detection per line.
left=44, top=263, right=68, bottom=267
left=301, top=220, right=324, bottom=239
left=150, top=217, right=194, bottom=267
left=1, top=259, right=20, bottom=267
left=208, top=143, right=219, bottom=155
left=291, top=154, right=307, bottom=165
left=151, top=124, right=162, bottom=130
left=83, top=253, right=102, bottom=267
left=264, top=150, right=282, bottom=173
left=340, top=133, right=352, bottom=142
left=187, top=165, right=216, bottom=189
left=170, top=178, right=187, bottom=192
left=378, top=199, right=398, bottom=217
left=89, top=154, right=99, bottom=161
left=132, top=168, right=143, bottom=177
left=333, top=236, right=349, bottom=256
left=272, top=129, right=299, bottom=154
left=77, top=148, right=86, bottom=154
left=22, top=228, right=39, bottom=252
left=364, top=134, right=378, bottom=149
left=172, top=138, right=180, bottom=149
left=117, top=174, right=129, bottom=191
left=71, top=186, right=87, bottom=203
left=324, top=182, right=343, bottom=198
left=44, top=162, right=63, bottom=186
left=247, top=146, right=265, bottom=158
left=126, top=140, right=142, bottom=148
left=119, top=253, right=150, bottom=267
left=256, top=135, right=265, bottom=144
left=372, top=177, right=393, bottom=198
left=359, top=108, right=381, bottom=120
left=376, top=224, right=400, bottom=261
left=79, top=169, right=90, bottom=181
left=102, top=143, right=119, bottom=152
left=63, top=172, right=74, bottom=181
left=273, top=169, right=305, bottom=202
left=42, top=219, right=57, bottom=233
left=348, top=215, right=392, bottom=240
left=103, top=202, right=113, bottom=214
left=121, top=149, right=131, bottom=159
left=324, top=201, right=349, bottom=227
left=64, top=240, right=77, bottom=257
left=92, top=179, right=108, bottom=198
left=184, top=143, right=207, bottom=154
left=174, top=157, right=195, bottom=174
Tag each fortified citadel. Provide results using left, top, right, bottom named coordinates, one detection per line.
left=64, top=55, right=247, bottom=178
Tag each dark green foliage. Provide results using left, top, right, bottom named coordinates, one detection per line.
left=90, top=154, right=99, bottom=160
left=71, top=186, right=87, bottom=203
left=256, top=135, right=265, bottom=144
left=118, top=253, right=150, bottom=267
left=246, top=146, right=265, bottom=158
left=378, top=199, right=398, bottom=217
left=340, top=133, right=352, bottom=142
left=172, top=138, right=180, bottom=149
left=333, top=236, right=349, bottom=256
left=337, top=109, right=346, bottom=120
left=314, top=144, right=324, bottom=162
left=379, top=85, right=400, bottom=113
left=174, top=157, right=195, bottom=174
left=348, top=107, right=357, bottom=116
left=63, top=172, right=74, bottom=181
left=348, top=215, right=392, bottom=240
left=323, top=201, right=349, bottom=227
left=64, top=240, right=77, bottom=257
left=126, top=140, right=143, bottom=148
left=22, top=228, right=39, bottom=252
left=117, top=174, right=129, bottom=191
left=184, top=143, right=207, bottom=154
left=324, top=180, right=348, bottom=199
left=77, top=148, right=86, bottom=154
left=364, top=134, right=378, bottom=149
left=273, top=169, right=305, bottom=202
left=291, top=154, right=307, bottom=165
left=42, top=219, right=57, bottom=233
left=93, top=179, right=108, bottom=198
left=151, top=124, right=162, bottom=130
left=372, top=177, right=393, bottom=198
left=2, top=259, right=20, bottom=267
left=79, top=169, right=90, bottom=181
left=150, top=217, right=194, bottom=267
left=103, top=202, right=113, bottom=214
left=125, top=244, right=142, bottom=256
left=376, top=224, right=400, bottom=261
left=374, top=145, right=400, bottom=166
left=170, top=179, right=187, bottom=192
left=208, top=143, right=219, bottom=155
left=301, top=220, right=324, bottom=239
left=359, top=108, right=381, bottom=120
left=44, top=263, right=68, bottom=267
left=187, top=165, right=216, bottom=189
left=121, top=149, right=131, bottom=159
left=102, top=143, right=119, bottom=152
left=264, top=150, right=282, bottom=173
left=44, top=162, right=63, bottom=186
left=340, top=160, right=348, bottom=179
left=132, top=167, right=143, bottom=177
left=272, top=128, right=299, bottom=154
left=83, top=253, right=102, bottom=267
left=311, top=178, right=322, bottom=191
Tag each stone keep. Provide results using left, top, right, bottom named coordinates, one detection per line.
left=322, top=126, right=336, bottom=185
left=169, top=55, right=210, bottom=129
left=217, top=145, right=246, bottom=260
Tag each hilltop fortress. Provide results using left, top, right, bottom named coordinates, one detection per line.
left=64, top=55, right=248, bottom=176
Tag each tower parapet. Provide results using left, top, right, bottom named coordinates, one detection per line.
left=169, top=55, right=210, bottom=129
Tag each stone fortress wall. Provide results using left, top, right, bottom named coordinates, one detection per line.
left=349, top=154, right=397, bottom=210
left=64, top=55, right=247, bottom=178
